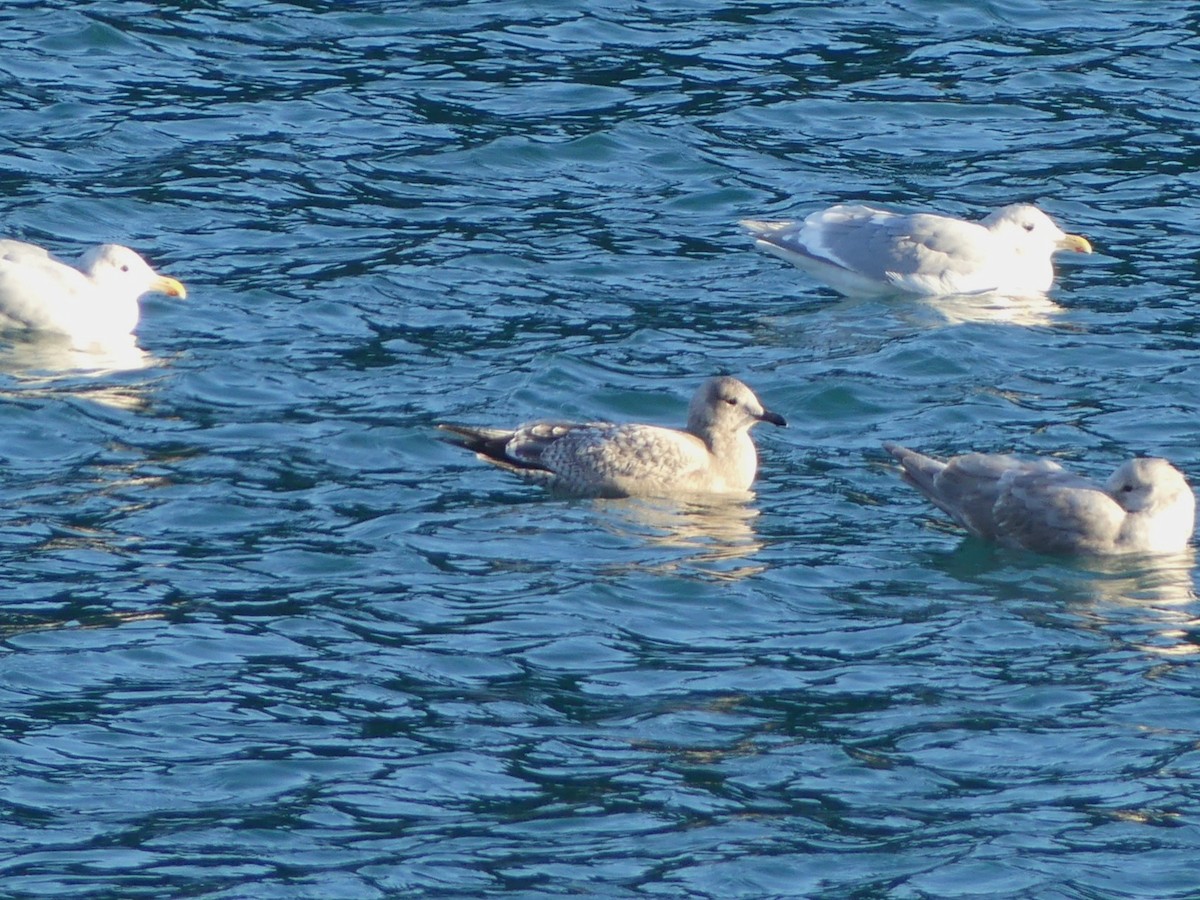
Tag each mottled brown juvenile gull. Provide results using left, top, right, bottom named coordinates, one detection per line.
left=884, top=442, right=1194, bottom=555
left=741, top=203, right=1091, bottom=297
left=0, top=240, right=187, bottom=347
left=439, top=377, right=786, bottom=497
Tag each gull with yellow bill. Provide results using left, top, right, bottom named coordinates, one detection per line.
left=742, top=203, right=1091, bottom=298
left=0, top=240, right=187, bottom=348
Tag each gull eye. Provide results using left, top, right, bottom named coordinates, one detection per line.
left=724, top=398, right=738, bottom=406
left=120, top=264, right=130, bottom=272
left=1022, top=222, right=1035, bottom=232
left=1121, top=484, right=1134, bottom=492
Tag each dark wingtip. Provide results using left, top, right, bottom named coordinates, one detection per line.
left=436, top=423, right=472, bottom=444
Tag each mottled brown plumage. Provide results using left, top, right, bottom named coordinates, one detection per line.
left=439, top=377, right=786, bottom=497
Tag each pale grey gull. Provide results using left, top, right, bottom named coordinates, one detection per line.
left=0, top=240, right=187, bottom=347
left=884, top=442, right=1194, bottom=555
left=439, top=377, right=786, bottom=497
left=742, top=203, right=1091, bottom=297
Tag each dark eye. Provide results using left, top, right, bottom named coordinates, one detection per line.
left=1121, top=484, right=1134, bottom=492
left=724, top=398, right=738, bottom=406
left=1023, top=223, right=1035, bottom=232
left=120, top=264, right=130, bottom=272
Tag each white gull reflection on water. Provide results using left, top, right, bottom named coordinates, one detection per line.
left=599, top=495, right=767, bottom=580
left=917, top=291, right=1068, bottom=328
left=1073, top=552, right=1200, bottom=658
left=0, top=333, right=162, bottom=411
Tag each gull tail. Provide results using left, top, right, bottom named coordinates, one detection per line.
left=437, top=423, right=549, bottom=476
left=437, top=423, right=514, bottom=460
left=883, top=441, right=947, bottom=498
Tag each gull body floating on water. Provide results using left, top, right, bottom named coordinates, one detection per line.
left=883, top=442, right=1194, bottom=555
left=0, top=240, right=187, bottom=347
left=439, top=377, right=786, bottom=498
left=742, top=203, right=1091, bottom=297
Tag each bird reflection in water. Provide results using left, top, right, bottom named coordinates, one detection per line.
left=1072, top=552, right=1199, bottom=659
left=936, top=541, right=1199, bottom=659
left=0, top=332, right=162, bottom=411
left=0, top=607, right=173, bottom=642
left=917, top=291, right=1069, bottom=328
left=597, top=494, right=766, bottom=580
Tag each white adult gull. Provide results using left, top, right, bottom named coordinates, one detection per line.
left=741, top=203, right=1092, bottom=297
left=439, top=377, right=786, bottom=498
left=883, top=442, right=1195, bottom=555
left=0, top=240, right=187, bottom=346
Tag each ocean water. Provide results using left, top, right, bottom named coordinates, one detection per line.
left=2, top=1, right=1200, bottom=896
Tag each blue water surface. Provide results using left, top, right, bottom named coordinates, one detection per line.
left=1, top=1, right=1200, bottom=896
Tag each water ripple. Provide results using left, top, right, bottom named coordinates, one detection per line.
left=2, top=1, right=1200, bottom=896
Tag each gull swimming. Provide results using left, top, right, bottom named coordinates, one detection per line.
left=883, top=442, right=1195, bottom=555
left=0, top=240, right=187, bottom=347
left=439, top=377, right=786, bottom=497
left=741, top=203, right=1092, bottom=297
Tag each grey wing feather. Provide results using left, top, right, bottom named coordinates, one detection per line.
left=753, top=210, right=899, bottom=281
left=886, top=443, right=1053, bottom=541
left=893, top=215, right=992, bottom=273
left=886, top=442, right=1126, bottom=552
left=922, top=453, right=1048, bottom=540
left=992, top=471, right=1124, bottom=553
left=844, top=213, right=988, bottom=280
left=759, top=208, right=990, bottom=282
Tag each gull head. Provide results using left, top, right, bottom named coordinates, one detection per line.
left=688, top=376, right=786, bottom=438
left=983, top=204, right=1092, bottom=256
left=1106, top=458, right=1193, bottom=515
left=79, top=244, right=188, bottom=302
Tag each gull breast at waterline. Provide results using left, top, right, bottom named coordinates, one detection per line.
left=438, top=377, right=787, bottom=498
left=741, top=203, right=1092, bottom=297
left=0, top=240, right=187, bottom=347
left=883, top=442, right=1195, bottom=555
